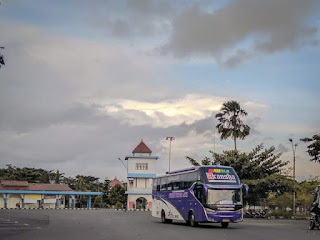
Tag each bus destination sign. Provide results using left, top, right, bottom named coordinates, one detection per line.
left=206, top=168, right=237, bottom=183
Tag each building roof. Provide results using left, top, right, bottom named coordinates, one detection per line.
left=109, top=177, right=124, bottom=188
left=132, top=140, right=152, bottom=154
left=0, top=180, right=73, bottom=191
left=0, top=180, right=29, bottom=187
left=28, top=183, right=72, bottom=191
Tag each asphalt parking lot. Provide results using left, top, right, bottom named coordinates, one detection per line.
left=0, top=209, right=319, bottom=240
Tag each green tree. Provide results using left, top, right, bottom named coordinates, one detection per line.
left=268, top=192, right=292, bottom=212
left=301, top=133, right=320, bottom=163
left=108, top=184, right=126, bottom=206
left=61, top=176, right=77, bottom=190
left=75, top=176, right=87, bottom=207
left=215, top=100, right=250, bottom=150
left=102, top=179, right=111, bottom=206
left=296, top=177, right=320, bottom=213
left=55, top=170, right=64, bottom=184
left=93, top=195, right=103, bottom=208
left=0, top=165, right=54, bottom=183
left=114, top=201, right=123, bottom=209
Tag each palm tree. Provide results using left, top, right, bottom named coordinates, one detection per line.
left=0, top=47, right=5, bottom=68
left=215, top=100, right=250, bottom=150
left=76, top=176, right=87, bottom=207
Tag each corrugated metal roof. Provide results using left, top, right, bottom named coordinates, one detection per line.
left=28, top=183, right=73, bottom=191
left=0, top=180, right=29, bottom=187
left=0, top=181, right=73, bottom=191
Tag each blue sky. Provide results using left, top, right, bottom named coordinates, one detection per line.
left=0, top=0, right=319, bottom=181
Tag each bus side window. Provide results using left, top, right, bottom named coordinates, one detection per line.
left=160, top=177, right=167, bottom=191
left=167, top=181, right=173, bottom=191
left=173, top=181, right=180, bottom=190
left=156, top=179, right=160, bottom=191
left=185, top=172, right=197, bottom=189
left=180, top=174, right=187, bottom=189
left=153, top=179, right=159, bottom=191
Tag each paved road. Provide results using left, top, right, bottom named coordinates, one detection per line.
left=0, top=210, right=319, bottom=240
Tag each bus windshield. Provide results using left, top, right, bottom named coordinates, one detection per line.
left=207, top=189, right=241, bottom=205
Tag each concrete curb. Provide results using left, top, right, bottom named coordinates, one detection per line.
left=114, top=209, right=150, bottom=211
left=0, top=207, right=98, bottom=210
left=1, top=208, right=151, bottom=211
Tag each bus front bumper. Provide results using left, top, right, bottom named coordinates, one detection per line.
left=207, top=212, right=243, bottom=223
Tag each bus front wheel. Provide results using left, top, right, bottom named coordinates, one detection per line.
left=221, top=222, right=229, bottom=228
left=161, top=210, right=172, bottom=224
left=188, top=212, right=198, bottom=227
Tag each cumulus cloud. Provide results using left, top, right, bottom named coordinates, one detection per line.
left=162, top=0, right=320, bottom=67
left=96, top=94, right=223, bottom=127
left=85, top=95, right=269, bottom=128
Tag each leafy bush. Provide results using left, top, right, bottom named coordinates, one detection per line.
left=115, top=201, right=123, bottom=210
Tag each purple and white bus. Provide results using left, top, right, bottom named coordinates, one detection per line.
left=152, top=165, right=248, bottom=228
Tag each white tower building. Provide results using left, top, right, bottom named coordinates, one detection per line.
left=125, top=140, right=158, bottom=210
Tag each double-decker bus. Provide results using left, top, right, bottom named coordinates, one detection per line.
left=152, top=165, right=248, bottom=228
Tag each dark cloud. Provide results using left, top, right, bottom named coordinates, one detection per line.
left=223, top=50, right=252, bottom=68
left=189, top=115, right=217, bottom=134
left=275, top=143, right=289, bottom=154
left=0, top=103, right=214, bottom=180
left=162, top=0, right=320, bottom=66
left=91, top=0, right=175, bottom=38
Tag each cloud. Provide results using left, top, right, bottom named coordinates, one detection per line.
left=275, top=143, right=289, bottom=154
left=87, top=95, right=269, bottom=128
left=97, top=94, right=223, bottom=127
left=0, top=22, right=176, bottom=132
left=90, top=0, right=175, bottom=39
left=161, top=0, right=320, bottom=66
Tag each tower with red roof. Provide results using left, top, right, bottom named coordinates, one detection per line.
left=125, top=140, right=158, bottom=210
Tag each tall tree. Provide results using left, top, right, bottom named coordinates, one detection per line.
left=55, top=170, right=62, bottom=184
left=300, top=133, right=320, bottom=163
left=108, top=184, right=126, bottom=206
left=215, top=100, right=250, bottom=150
left=0, top=165, right=54, bottom=183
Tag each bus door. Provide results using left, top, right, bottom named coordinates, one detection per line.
left=194, top=184, right=205, bottom=204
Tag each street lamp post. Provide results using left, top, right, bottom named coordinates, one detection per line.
left=118, top=157, right=128, bottom=175
left=289, top=138, right=298, bottom=216
left=166, top=137, right=175, bottom=172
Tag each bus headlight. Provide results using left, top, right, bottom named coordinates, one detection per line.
left=205, top=208, right=216, bottom=214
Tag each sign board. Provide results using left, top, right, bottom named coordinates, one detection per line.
left=43, top=199, right=56, bottom=204
left=24, top=194, right=41, bottom=204
left=205, top=168, right=237, bottom=183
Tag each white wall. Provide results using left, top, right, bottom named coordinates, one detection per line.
left=0, top=194, right=68, bottom=209
left=127, top=158, right=157, bottom=174
left=127, top=178, right=153, bottom=192
left=0, top=196, right=4, bottom=208
left=127, top=194, right=152, bottom=210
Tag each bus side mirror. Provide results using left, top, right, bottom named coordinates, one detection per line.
left=243, top=184, right=249, bottom=196
left=204, top=185, right=208, bottom=197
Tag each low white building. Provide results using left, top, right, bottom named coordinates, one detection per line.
left=0, top=180, right=101, bottom=209
left=0, top=180, right=72, bottom=209
left=125, top=140, right=158, bottom=210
